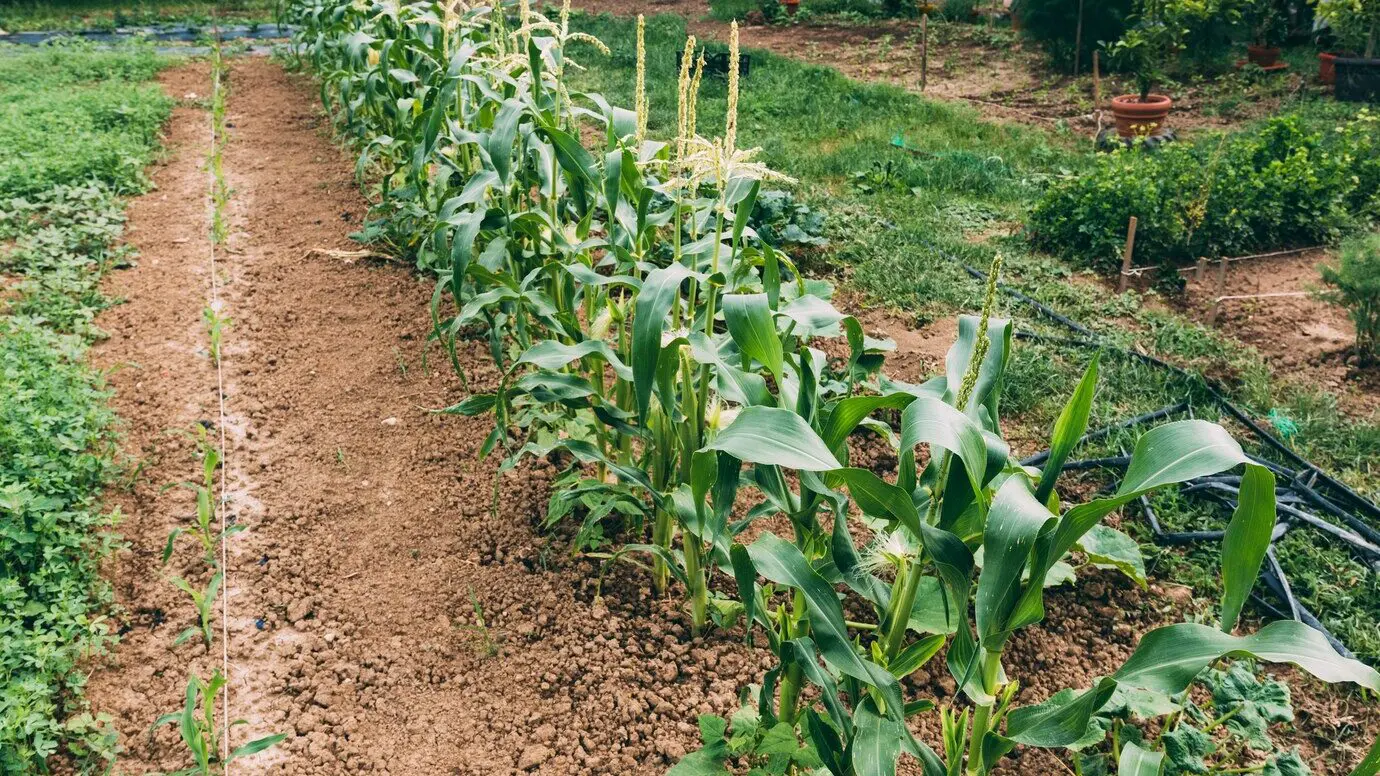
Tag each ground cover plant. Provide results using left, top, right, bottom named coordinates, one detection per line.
left=287, top=2, right=1380, bottom=772
left=0, top=41, right=172, bottom=772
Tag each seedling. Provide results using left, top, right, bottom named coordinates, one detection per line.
left=153, top=671, right=285, bottom=776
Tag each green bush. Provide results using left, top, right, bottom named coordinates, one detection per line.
left=1014, top=0, right=1135, bottom=71
left=1028, top=112, right=1380, bottom=272
left=1319, top=232, right=1380, bottom=361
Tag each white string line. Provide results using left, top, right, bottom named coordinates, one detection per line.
left=206, top=23, right=233, bottom=770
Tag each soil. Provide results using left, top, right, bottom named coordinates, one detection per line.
left=74, top=54, right=1378, bottom=776
left=1182, top=249, right=1380, bottom=416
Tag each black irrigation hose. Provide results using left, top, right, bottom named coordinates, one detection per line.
left=0, top=24, right=295, bottom=46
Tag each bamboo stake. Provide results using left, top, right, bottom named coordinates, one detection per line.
left=1118, top=216, right=1138, bottom=293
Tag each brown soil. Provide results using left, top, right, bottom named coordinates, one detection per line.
left=76, top=55, right=1379, bottom=776
left=1183, top=249, right=1380, bottom=416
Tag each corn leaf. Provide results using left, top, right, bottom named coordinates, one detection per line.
left=1114, top=620, right=1380, bottom=695
left=1117, top=742, right=1165, bottom=776
left=706, top=406, right=842, bottom=472
left=723, top=293, right=784, bottom=382
left=1033, top=353, right=1100, bottom=505
left=1220, top=464, right=1276, bottom=632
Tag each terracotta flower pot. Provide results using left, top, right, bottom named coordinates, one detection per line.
left=1320, top=51, right=1339, bottom=84
left=1110, top=94, right=1173, bottom=138
left=782, top=0, right=799, bottom=14
left=1247, top=45, right=1282, bottom=68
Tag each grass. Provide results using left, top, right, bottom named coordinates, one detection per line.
left=0, top=41, right=172, bottom=770
left=568, top=10, right=1380, bottom=662
left=0, top=0, right=278, bottom=32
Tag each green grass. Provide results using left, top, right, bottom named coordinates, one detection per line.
left=569, top=11, right=1380, bottom=662
left=0, top=0, right=277, bottom=32
left=0, top=41, right=172, bottom=771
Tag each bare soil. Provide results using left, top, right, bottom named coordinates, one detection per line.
left=77, top=55, right=1378, bottom=775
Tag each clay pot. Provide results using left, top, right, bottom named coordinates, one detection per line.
left=1319, top=51, right=1339, bottom=84
left=1110, top=94, right=1173, bottom=138
left=1247, top=44, right=1282, bottom=68
left=782, top=0, right=799, bottom=13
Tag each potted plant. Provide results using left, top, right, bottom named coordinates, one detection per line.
left=1105, top=2, right=1184, bottom=137
left=1314, top=0, right=1380, bottom=92
left=1243, top=0, right=1288, bottom=67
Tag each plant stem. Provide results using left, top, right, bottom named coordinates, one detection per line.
left=964, top=650, right=1004, bottom=776
left=682, top=530, right=707, bottom=635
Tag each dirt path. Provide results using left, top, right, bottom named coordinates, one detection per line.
left=85, top=56, right=773, bottom=775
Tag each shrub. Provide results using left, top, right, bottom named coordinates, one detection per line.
left=1015, top=0, right=1135, bottom=71
left=1028, top=112, right=1380, bottom=272
left=1319, top=232, right=1380, bottom=361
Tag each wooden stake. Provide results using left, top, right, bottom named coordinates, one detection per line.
left=920, top=13, right=929, bottom=92
left=1195, top=257, right=1207, bottom=283
left=1073, top=0, right=1085, bottom=75
left=1209, top=255, right=1229, bottom=324
left=1118, top=216, right=1138, bottom=293
left=1092, top=50, right=1102, bottom=112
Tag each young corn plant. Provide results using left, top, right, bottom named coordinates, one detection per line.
left=163, top=424, right=243, bottom=569
left=153, top=671, right=285, bottom=776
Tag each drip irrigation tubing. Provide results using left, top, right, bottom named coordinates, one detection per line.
left=0, top=24, right=294, bottom=46
left=919, top=237, right=1380, bottom=658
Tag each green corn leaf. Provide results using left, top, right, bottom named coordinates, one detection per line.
left=722, top=293, right=784, bottom=382
left=229, top=733, right=288, bottom=761
left=1113, top=620, right=1380, bottom=695
left=1004, top=677, right=1117, bottom=748
left=899, top=396, right=989, bottom=498
left=976, top=477, right=1056, bottom=649
left=784, top=638, right=850, bottom=734
left=516, top=339, right=633, bottom=381
left=1220, top=464, right=1276, bottom=632
left=745, top=533, right=907, bottom=720
left=851, top=698, right=947, bottom=776
left=943, top=315, right=1012, bottom=417
left=632, top=264, right=694, bottom=422
left=820, top=393, right=916, bottom=452
left=1117, top=742, right=1165, bottom=776
left=1010, top=420, right=1260, bottom=637
left=1034, top=353, right=1100, bottom=505
left=889, top=634, right=946, bottom=679
left=706, top=406, right=842, bottom=472
left=688, top=331, right=772, bottom=407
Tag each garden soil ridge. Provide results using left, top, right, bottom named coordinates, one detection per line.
left=76, top=57, right=1379, bottom=775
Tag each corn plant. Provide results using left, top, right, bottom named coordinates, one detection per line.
left=163, top=424, right=243, bottom=568
left=153, top=671, right=285, bottom=776
left=203, top=304, right=230, bottom=366
left=284, top=4, right=1380, bottom=773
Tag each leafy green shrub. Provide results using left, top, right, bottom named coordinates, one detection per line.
left=1014, top=0, right=1135, bottom=71
left=1029, top=112, right=1380, bottom=272
left=1318, top=232, right=1380, bottom=361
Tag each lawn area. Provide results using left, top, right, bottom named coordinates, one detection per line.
left=0, top=0, right=276, bottom=31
